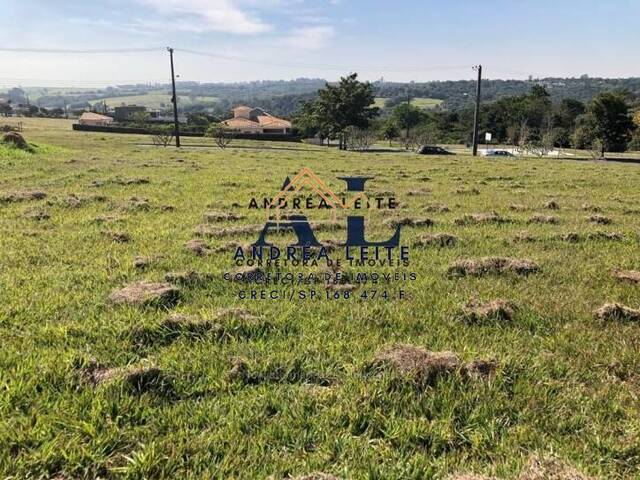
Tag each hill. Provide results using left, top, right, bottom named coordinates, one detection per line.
left=4, top=76, right=640, bottom=116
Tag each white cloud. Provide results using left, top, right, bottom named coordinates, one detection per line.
left=281, top=25, right=334, bottom=50
left=137, top=0, right=272, bottom=34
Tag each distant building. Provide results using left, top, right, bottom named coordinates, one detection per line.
left=79, top=112, right=114, bottom=126
left=113, top=105, right=146, bottom=122
left=222, top=105, right=291, bottom=134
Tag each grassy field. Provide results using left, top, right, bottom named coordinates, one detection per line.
left=1, top=118, right=640, bottom=479
left=374, top=97, right=444, bottom=110
left=89, top=91, right=219, bottom=109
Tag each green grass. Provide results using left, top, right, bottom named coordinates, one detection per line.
left=1, top=118, right=640, bottom=479
left=0, top=142, right=67, bottom=164
left=411, top=97, right=443, bottom=109
left=90, top=90, right=219, bottom=109
left=374, top=97, right=444, bottom=110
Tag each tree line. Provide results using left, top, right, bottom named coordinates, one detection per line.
left=294, top=74, right=640, bottom=155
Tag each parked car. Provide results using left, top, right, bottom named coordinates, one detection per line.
left=484, top=149, right=514, bottom=157
left=417, top=145, right=453, bottom=155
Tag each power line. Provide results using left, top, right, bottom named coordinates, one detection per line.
left=0, top=45, right=478, bottom=75
left=0, top=47, right=162, bottom=54
left=176, top=48, right=470, bottom=73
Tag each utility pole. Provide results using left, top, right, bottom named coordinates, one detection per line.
left=167, top=47, right=181, bottom=147
left=472, top=64, right=482, bottom=156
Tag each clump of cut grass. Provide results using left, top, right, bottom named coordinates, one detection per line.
left=448, top=257, right=539, bottom=277
left=24, top=209, right=50, bottom=221
left=555, top=232, right=582, bottom=242
left=454, top=212, right=511, bottom=225
left=587, top=214, right=612, bottom=225
left=368, top=345, right=461, bottom=384
left=115, top=177, right=149, bottom=185
left=612, top=269, right=640, bottom=283
left=587, top=231, right=623, bottom=241
left=122, top=196, right=151, bottom=211
left=185, top=238, right=211, bottom=256
left=154, top=314, right=223, bottom=341
left=290, top=474, right=342, bottom=480
left=413, top=233, right=458, bottom=248
left=423, top=203, right=450, bottom=212
left=594, top=303, right=640, bottom=322
left=0, top=189, right=47, bottom=202
left=204, top=211, right=244, bottom=222
left=447, top=475, right=496, bottom=480
left=102, top=230, right=131, bottom=243
left=62, top=193, right=82, bottom=208
left=133, top=256, right=152, bottom=269
left=509, top=203, right=528, bottom=212
left=513, top=231, right=538, bottom=243
left=109, top=281, right=180, bottom=307
left=449, top=454, right=591, bottom=480
left=383, top=217, right=434, bottom=228
left=581, top=203, right=602, bottom=213
left=459, top=299, right=516, bottom=323
left=455, top=187, right=480, bottom=195
left=519, top=454, right=593, bottom=480
left=527, top=214, right=558, bottom=224
left=463, top=359, right=498, bottom=380
left=75, top=358, right=173, bottom=396
left=212, top=241, right=254, bottom=255
left=229, top=265, right=265, bottom=282
left=368, top=344, right=496, bottom=384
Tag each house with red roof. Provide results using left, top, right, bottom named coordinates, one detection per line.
left=222, top=105, right=291, bottom=134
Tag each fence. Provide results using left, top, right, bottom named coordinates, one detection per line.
left=72, top=123, right=301, bottom=142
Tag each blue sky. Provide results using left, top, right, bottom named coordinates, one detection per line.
left=1, top=0, right=639, bottom=86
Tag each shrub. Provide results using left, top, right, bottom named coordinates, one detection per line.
left=344, top=126, right=376, bottom=151
left=150, top=126, right=174, bottom=147
left=206, top=124, right=233, bottom=149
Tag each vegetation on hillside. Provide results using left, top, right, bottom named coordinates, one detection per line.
left=4, top=76, right=640, bottom=117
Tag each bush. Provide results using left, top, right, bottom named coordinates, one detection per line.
left=344, top=126, right=376, bottom=151
left=206, top=124, right=233, bottom=149
left=150, top=126, right=174, bottom=147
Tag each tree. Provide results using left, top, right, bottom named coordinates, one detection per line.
left=294, top=73, right=378, bottom=149
left=391, top=103, right=426, bottom=150
left=293, top=100, right=331, bottom=142
left=131, top=111, right=149, bottom=129
left=571, top=116, right=593, bottom=150
left=207, top=124, right=233, bottom=149
left=187, top=113, right=212, bottom=127
left=381, top=121, right=399, bottom=146
left=552, top=98, right=585, bottom=147
left=630, top=111, right=640, bottom=151
left=0, top=102, right=12, bottom=117
left=506, top=124, right=519, bottom=146
left=582, top=91, right=635, bottom=156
